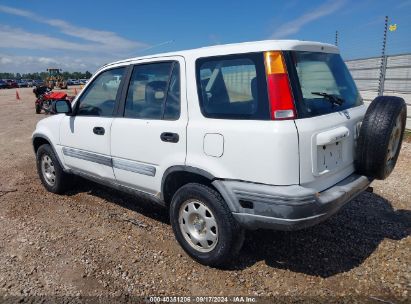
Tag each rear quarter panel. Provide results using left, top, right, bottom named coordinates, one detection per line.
left=185, top=55, right=299, bottom=185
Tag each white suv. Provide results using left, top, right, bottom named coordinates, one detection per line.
left=32, top=40, right=407, bottom=266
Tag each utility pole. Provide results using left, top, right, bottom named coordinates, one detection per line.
left=335, top=30, right=338, bottom=47
left=378, top=16, right=388, bottom=96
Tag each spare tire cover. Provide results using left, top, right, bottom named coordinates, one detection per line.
left=356, top=96, right=407, bottom=180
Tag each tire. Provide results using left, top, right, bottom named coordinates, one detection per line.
left=170, top=183, right=244, bottom=267
left=36, top=144, right=73, bottom=194
left=35, top=104, right=41, bottom=114
left=356, top=96, right=407, bottom=180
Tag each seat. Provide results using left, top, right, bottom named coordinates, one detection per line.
left=141, top=81, right=167, bottom=118
left=145, top=81, right=167, bottom=103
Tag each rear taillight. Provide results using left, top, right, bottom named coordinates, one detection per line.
left=264, top=51, right=296, bottom=120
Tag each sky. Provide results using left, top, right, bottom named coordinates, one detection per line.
left=0, top=0, right=410, bottom=73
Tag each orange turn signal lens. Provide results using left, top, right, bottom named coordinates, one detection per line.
left=264, top=51, right=286, bottom=75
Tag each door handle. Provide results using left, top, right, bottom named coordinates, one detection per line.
left=160, top=132, right=179, bottom=143
left=93, top=126, right=105, bottom=135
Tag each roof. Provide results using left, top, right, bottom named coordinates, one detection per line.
left=102, top=39, right=339, bottom=69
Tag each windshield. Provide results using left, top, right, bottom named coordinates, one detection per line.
left=291, top=51, right=362, bottom=118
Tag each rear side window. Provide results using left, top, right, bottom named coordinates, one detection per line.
left=196, top=53, right=269, bottom=119
left=124, top=62, right=180, bottom=120
left=291, top=51, right=363, bottom=118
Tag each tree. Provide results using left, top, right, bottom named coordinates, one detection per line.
left=0, top=70, right=93, bottom=80
left=0, top=72, right=15, bottom=79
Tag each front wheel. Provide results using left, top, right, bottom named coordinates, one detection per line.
left=36, top=144, right=73, bottom=194
left=170, top=183, right=244, bottom=267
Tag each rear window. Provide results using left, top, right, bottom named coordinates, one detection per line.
left=196, top=53, right=269, bottom=119
left=291, top=51, right=363, bottom=118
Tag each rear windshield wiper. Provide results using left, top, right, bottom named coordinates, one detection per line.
left=311, top=92, right=344, bottom=106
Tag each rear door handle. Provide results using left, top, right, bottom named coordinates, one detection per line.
left=93, top=126, right=105, bottom=135
left=160, top=132, right=179, bottom=143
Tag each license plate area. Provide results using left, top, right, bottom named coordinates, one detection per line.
left=317, top=141, right=343, bottom=174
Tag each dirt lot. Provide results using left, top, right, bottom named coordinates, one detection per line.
left=0, top=87, right=410, bottom=302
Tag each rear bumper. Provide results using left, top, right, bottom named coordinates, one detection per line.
left=212, top=174, right=372, bottom=231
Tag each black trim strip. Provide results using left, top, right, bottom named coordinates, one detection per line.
left=62, top=147, right=156, bottom=177
left=112, top=158, right=156, bottom=177
left=62, top=147, right=112, bottom=167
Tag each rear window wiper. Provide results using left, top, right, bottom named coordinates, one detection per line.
left=311, top=92, right=344, bottom=106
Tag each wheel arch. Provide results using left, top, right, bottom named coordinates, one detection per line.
left=161, top=166, right=216, bottom=206
left=32, top=134, right=51, bottom=153
left=32, top=134, right=65, bottom=170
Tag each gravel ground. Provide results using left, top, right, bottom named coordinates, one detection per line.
left=0, top=87, right=410, bottom=303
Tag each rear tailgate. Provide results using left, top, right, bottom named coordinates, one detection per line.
left=288, top=50, right=366, bottom=192
left=295, top=106, right=366, bottom=192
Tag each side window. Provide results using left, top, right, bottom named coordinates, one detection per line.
left=124, top=62, right=180, bottom=120
left=76, top=67, right=125, bottom=116
left=196, top=55, right=268, bottom=119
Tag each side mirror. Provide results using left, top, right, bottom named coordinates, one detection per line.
left=53, top=99, right=72, bottom=115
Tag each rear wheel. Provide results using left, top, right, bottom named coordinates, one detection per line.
left=170, top=183, right=244, bottom=267
left=356, top=96, right=407, bottom=179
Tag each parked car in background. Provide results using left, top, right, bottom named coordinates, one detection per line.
left=26, top=79, right=35, bottom=87
left=79, top=79, right=89, bottom=85
left=0, top=80, right=8, bottom=89
left=67, top=79, right=80, bottom=86
left=5, top=79, right=18, bottom=88
left=32, top=40, right=407, bottom=267
left=103, top=75, right=121, bottom=90
left=32, top=80, right=45, bottom=87
left=17, top=79, right=29, bottom=88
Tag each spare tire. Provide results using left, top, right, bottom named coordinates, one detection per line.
left=356, top=96, right=407, bottom=180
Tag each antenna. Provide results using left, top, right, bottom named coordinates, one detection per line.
left=125, top=40, right=175, bottom=58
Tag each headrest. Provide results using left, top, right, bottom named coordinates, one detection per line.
left=145, top=81, right=167, bottom=103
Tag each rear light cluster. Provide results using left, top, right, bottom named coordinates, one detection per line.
left=264, top=51, right=296, bottom=120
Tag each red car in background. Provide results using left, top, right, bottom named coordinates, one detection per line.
left=5, top=79, right=18, bottom=88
